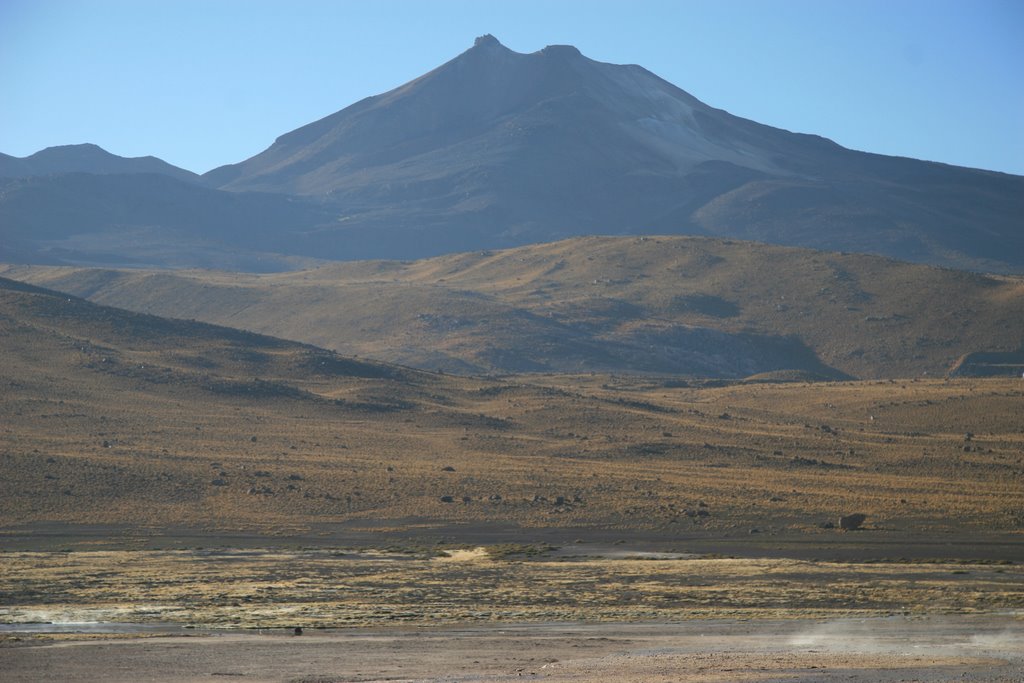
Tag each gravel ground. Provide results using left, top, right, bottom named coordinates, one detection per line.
left=2, top=614, right=1022, bottom=682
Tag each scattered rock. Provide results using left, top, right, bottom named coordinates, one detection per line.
left=441, top=466, right=456, bottom=472
left=293, top=627, right=303, bottom=636
left=211, top=478, right=228, bottom=486
left=439, top=495, right=455, bottom=503
left=839, top=513, right=867, bottom=530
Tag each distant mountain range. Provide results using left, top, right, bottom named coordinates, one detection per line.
left=2, top=36, right=1022, bottom=272
left=0, top=143, right=198, bottom=182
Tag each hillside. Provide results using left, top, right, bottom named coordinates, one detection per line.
left=6, top=237, right=1021, bottom=379
left=0, top=143, right=198, bottom=182
left=0, top=173, right=333, bottom=270
left=1, top=275, right=1022, bottom=547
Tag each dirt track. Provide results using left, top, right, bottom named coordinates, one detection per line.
left=3, top=615, right=1022, bottom=682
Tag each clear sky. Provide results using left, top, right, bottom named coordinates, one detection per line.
left=2, top=0, right=1022, bottom=175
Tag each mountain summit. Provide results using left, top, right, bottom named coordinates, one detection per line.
left=205, top=35, right=809, bottom=194
left=0, top=143, right=197, bottom=182
left=2, top=37, right=1022, bottom=271
left=200, top=36, right=1023, bottom=270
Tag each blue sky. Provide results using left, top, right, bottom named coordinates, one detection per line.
left=2, top=0, right=1022, bottom=175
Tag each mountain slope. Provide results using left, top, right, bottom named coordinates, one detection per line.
left=6, top=237, right=1021, bottom=379
left=0, top=172, right=334, bottom=270
left=2, top=275, right=1022, bottom=541
left=3, top=38, right=1021, bottom=272
left=0, top=143, right=198, bottom=182
left=203, top=35, right=1024, bottom=272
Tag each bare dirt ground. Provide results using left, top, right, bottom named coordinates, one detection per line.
left=1, top=547, right=1022, bottom=681
left=2, top=616, right=1022, bottom=682
left=3, top=278, right=1022, bottom=680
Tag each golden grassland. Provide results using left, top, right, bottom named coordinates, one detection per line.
left=2, top=270, right=1024, bottom=536
left=4, top=351, right=1024, bottom=537
left=2, top=276, right=1023, bottom=633
left=5, top=236, right=1022, bottom=378
left=2, top=547, right=1022, bottom=630
left=2, top=276, right=1022, bottom=539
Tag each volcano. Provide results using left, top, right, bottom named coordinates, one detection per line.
left=3, top=36, right=1022, bottom=272
left=201, top=35, right=1024, bottom=271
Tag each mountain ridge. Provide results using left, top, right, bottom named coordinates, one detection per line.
left=0, top=143, right=198, bottom=182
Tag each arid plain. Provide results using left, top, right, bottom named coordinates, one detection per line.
left=1, top=268, right=1022, bottom=680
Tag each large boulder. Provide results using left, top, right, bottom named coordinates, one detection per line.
left=839, top=513, right=867, bottom=530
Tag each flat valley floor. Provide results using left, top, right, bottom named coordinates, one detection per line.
left=1, top=544, right=1022, bottom=682
left=3, top=616, right=1023, bottom=682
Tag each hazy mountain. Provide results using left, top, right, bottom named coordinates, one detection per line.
left=0, top=172, right=333, bottom=270
left=8, top=236, right=1021, bottom=379
left=0, top=143, right=199, bottom=182
left=203, top=35, right=1024, bottom=272
left=2, top=37, right=1022, bottom=272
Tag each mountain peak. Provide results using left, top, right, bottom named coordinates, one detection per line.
left=33, top=143, right=110, bottom=160
left=473, top=34, right=503, bottom=48
left=0, top=143, right=198, bottom=182
left=539, top=44, right=582, bottom=59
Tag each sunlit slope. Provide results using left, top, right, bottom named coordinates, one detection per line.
left=6, top=236, right=1021, bottom=379
left=1, top=276, right=1021, bottom=541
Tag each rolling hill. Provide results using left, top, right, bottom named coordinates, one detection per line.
left=2, top=274, right=1022, bottom=545
left=5, top=236, right=1022, bottom=379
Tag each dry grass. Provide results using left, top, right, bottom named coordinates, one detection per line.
left=2, top=274, right=1023, bottom=644
left=2, top=548, right=1021, bottom=629
left=2, top=276, right=1022, bottom=540
left=5, top=236, right=1022, bottom=378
